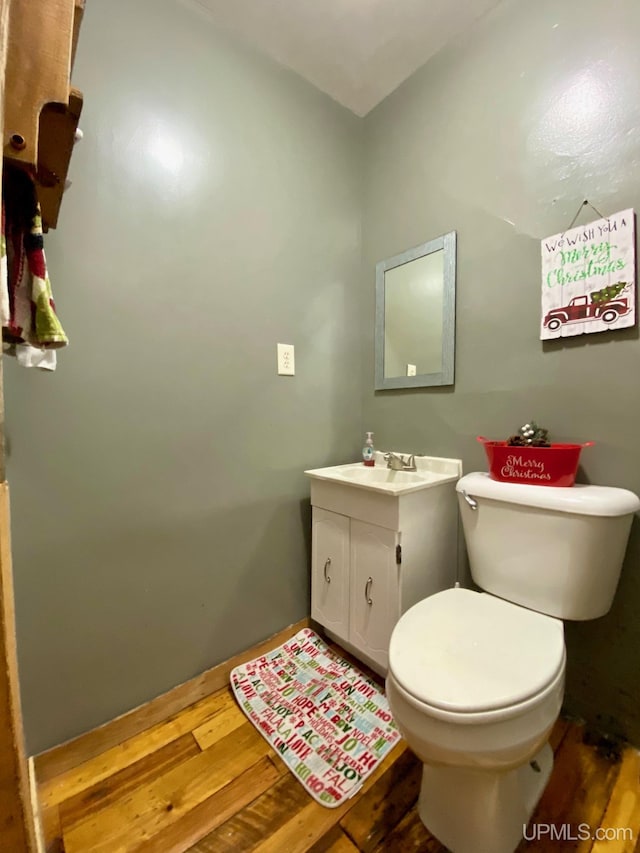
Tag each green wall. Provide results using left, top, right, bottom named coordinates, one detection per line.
left=5, top=0, right=363, bottom=753
left=6, top=0, right=640, bottom=753
left=362, top=0, right=640, bottom=743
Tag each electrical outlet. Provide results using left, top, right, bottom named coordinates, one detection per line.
left=407, top=363, right=417, bottom=376
left=277, top=343, right=295, bottom=376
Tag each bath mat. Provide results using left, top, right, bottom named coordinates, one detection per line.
left=230, top=628, right=401, bottom=807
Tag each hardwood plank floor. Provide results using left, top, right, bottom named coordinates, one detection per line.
left=33, top=624, right=640, bottom=853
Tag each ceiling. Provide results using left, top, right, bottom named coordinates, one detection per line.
left=184, top=0, right=504, bottom=116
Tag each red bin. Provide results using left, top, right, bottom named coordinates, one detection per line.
left=477, top=437, right=593, bottom=487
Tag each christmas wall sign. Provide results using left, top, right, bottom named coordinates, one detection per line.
left=541, top=208, right=636, bottom=340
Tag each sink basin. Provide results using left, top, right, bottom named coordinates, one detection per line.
left=305, top=452, right=462, bottom=496
left=339, top=466, right=428, bottom=486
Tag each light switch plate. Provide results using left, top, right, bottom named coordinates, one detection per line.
left=407, top=363, right=417, bottom=376
left=277, top=343, right=295, bottom=376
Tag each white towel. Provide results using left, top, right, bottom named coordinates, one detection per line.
left=2, top=341, right=57, bottom=370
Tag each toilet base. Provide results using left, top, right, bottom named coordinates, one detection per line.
left=418, top=742, right=553, bottom=853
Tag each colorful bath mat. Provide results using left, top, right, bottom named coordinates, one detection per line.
left=230, top=628, right=401, bottom=807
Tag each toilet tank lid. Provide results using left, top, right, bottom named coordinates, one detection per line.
left=457, top=473, right=640, bottom=517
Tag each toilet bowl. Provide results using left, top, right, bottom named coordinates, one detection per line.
left=387, top=587, right=565, bottom=853
left=385, top=473, right=640, bottom=853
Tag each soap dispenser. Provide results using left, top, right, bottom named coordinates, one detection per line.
left=362, top=432, right=375, bottom=467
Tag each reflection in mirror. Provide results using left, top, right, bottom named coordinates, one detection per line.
left=375, top=231, right=456, bottom=389
left=384, top=250, right=444, bottom=377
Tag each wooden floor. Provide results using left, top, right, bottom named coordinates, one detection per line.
left=34, top=622, right=640, bottom=853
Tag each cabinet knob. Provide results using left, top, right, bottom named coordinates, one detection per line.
left=365, top=576, right=373, bottom=605
left=323, top=558, right=332, bottom=584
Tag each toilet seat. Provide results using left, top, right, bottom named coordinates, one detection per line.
left=389, top=587, right=565, bottom=715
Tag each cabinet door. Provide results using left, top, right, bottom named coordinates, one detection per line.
left=311, top=508, right=350, bottom=642
left=350, top=520, right=399, bottom=670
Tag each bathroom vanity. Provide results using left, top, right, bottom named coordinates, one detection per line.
left=305, top=453, right=462, bottom=675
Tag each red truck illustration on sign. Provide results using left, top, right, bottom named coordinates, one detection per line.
left=543, top=287, right=631, bottom=332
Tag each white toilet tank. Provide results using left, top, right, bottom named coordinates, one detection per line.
left=457, top=473, right=640, bottom=620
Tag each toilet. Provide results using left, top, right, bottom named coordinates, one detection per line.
left=386, top=472, right=640, bottom=853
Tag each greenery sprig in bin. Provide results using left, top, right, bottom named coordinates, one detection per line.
left=506, top=421, right=551, bottom=448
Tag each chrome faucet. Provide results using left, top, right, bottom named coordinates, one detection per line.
left=383, top=452, right=417, bottom=472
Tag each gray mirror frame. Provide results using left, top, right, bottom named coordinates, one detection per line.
left=375, top=230, right=457, bottom=390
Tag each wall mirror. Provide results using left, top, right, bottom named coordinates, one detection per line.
left=375, top=231, right=456, bottom=389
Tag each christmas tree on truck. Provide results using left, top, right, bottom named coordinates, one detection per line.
left=590, top=282, right=628, bottom=303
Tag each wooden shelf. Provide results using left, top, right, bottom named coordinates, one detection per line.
left=72, top=0, right=85, bottom=72
left=36, top=88, right=83, bottom=231
left=3, top=0, right=74, bottom=167
left=3, top=0, right=84, bottom=230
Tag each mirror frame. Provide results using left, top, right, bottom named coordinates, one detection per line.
left=375, top=230, right=457, bottom=390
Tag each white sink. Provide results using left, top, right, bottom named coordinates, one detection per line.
left=305, top=452, right=462, bottom=496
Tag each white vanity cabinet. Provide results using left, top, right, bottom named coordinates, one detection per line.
left=349, top=519, right=400, bottom=668
left=312, top=510, right=399, bottom=670
left=306, top=454, right=462, bottom=675
left=311, top=508, right=351, bottom=641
